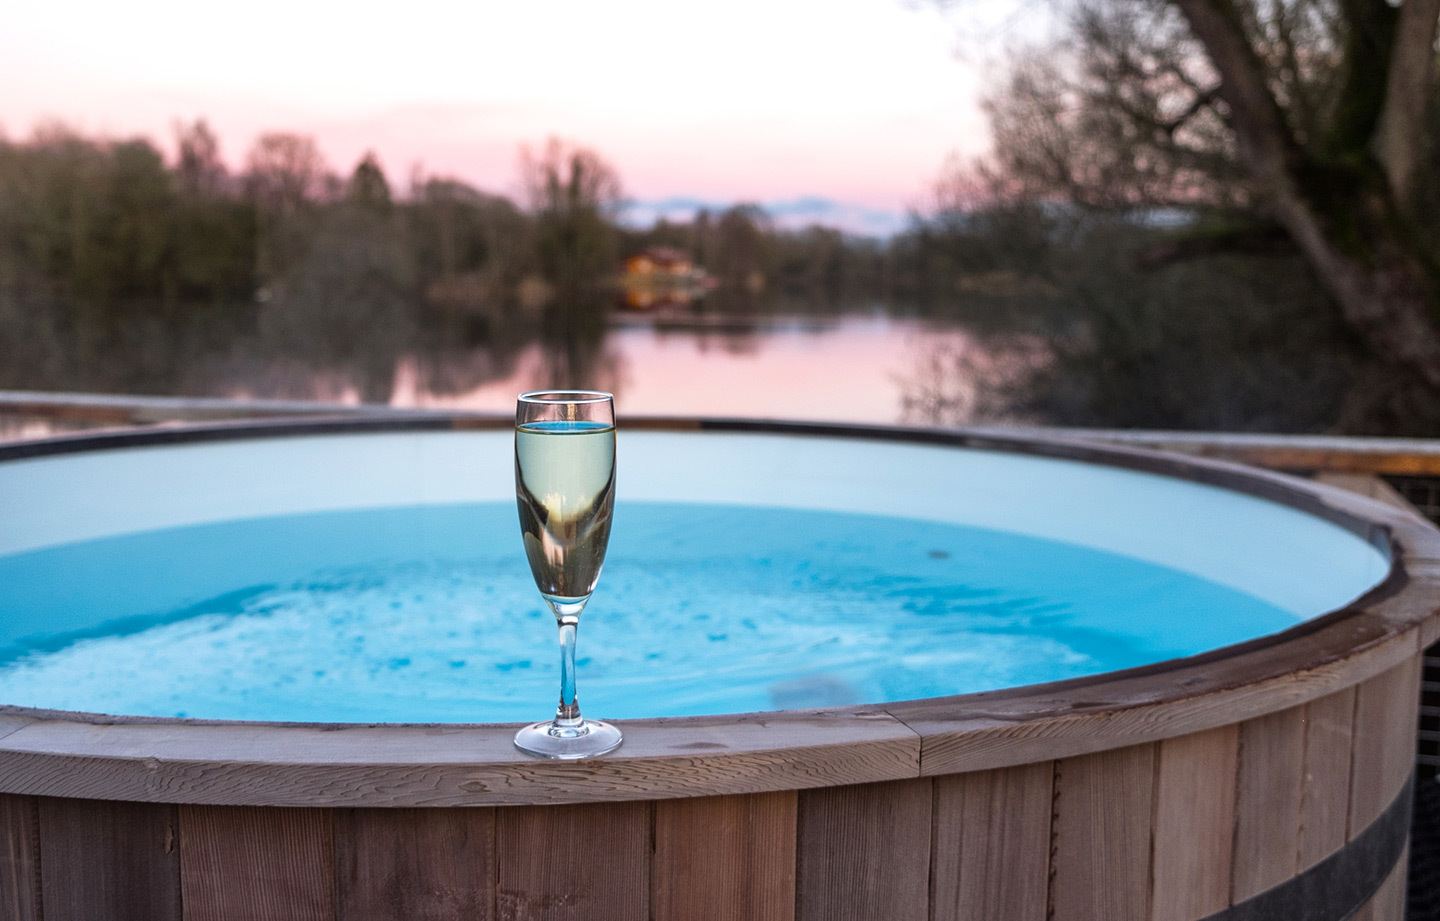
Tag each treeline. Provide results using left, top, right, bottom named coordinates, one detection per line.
left=0, top=123, right=905, bottom=326
left=0, top=122, right=916, bottom=398
left=4, top=101, right=1433, bottom=434
left=0, top=123, right=571, bottom=326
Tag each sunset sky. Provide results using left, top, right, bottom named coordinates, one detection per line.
left=0, top=0, right=1023, bottom=233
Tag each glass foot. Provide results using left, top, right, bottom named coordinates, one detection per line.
left=514, top=719, right=623, bottom=760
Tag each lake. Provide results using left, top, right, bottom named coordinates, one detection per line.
left=2, top=309, right=1010, bottom=436
left=382, top=314, right=981, bottom=422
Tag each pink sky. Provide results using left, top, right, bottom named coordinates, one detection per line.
left=0, top=0, right=1001, bottom=219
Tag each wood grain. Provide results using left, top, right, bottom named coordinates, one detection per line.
left=930, top=762, right=1052, bottom=921
left=1230, top=705, right=1306, bottom=900
left=0, top=627, right=1423, bottom=808
left=1050, top=744, right=1156, bottom=921
left=38, top=797, right=181, bottom=921
left=0, top=710, right=920, bottom=807
left=179, top=805, right=335, bottom=921
left=1348, top=658, right=1421, bottom=837
left=1298, top=686, right=1357, bottom=871
left=1314, top=472, right=1421, bottom=514
left=653, top=791, right=796, bottom=921
left=495, top=800, right=649, bottom=921
left=1150, top=727, right=1238, bottom=921
left=893, top=612, right=1414, bottom=777
left=795, top=778, right=932, bottom=921
left=335, top=807, right=495, bottom=921
left=0, top=795, right=39, bottom=921
left=1351, top=843, right=1408, bottom=921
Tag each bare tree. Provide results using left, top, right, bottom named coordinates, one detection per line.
left=174, top=119, right=227, bottom=197
left=1175, top=0, right=1440, bottom=384
left=984, top=0, right=1440, bottom=398
left=243, top=133, right=329, bottom=285
left=518, top=138, right=623, bottom=286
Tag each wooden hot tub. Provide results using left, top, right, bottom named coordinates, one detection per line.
left=0, top=417, right=1433, bottom=921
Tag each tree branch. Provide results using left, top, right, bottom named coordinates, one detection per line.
left=1326, top=0, right=1398, bottom=157
left=1375, top=0, right=1440, bottom=202
left=1161, top=86, right=1221, bottom=134
left=1135, top=218, right=1291, bottom=269
left=1269, top=0, right=1318, bottom=142
left=1172, top=0, right=1305, bottom=187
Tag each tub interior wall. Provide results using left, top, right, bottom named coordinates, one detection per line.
left=0, top=431, right=1389, bottom=624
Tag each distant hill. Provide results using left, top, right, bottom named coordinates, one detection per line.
left=625, top=196, right=908, bottom=239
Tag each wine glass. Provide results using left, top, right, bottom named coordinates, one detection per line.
left=512, top=390, right=623, bottom=759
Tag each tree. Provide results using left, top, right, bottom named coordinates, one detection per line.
left=710, top=204, right=772, bottom=294
left=983, top=0, right=1440, bottom=422
left=244, top=132, right=325, bottom=207
left=175, top=119, right=227, bottom=197
left=519, top=138, right=623, bottom=288
left=516, top=139, right=624, bottom=388
left=243, top=132, right=328, bottom=284
left=406, top=175, right=534, bottom=312
left=346, top=152, right=392, bottom=211
left=1175, top=0, right=1440, bottom=386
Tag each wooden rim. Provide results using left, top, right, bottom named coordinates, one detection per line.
left=0, top=416, right=1436, bottom=807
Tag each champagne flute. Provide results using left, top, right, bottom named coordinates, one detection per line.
left=512, top=390, right=623, bottom=759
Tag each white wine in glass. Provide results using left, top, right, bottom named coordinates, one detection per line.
left=512, top=390, right=622, bottom=759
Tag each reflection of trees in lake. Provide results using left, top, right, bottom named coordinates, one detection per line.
left=899, top=331, right=1048, bottom=426
left=536, top=284, right=622, bottom=394
left=245, top=157, right=416, bottom=403
left=895, top=202, right=1361, bottom=432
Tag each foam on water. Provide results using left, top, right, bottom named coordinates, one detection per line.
left=0, top=502, right=1302, bottom=721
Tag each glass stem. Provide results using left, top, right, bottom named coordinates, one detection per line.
left=555, top=617, right=581, bottom=726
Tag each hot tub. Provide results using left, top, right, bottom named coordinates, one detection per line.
left=0, top=417, right=1433, bottom=921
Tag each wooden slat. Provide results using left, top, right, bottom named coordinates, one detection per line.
left=1349, top=658, right=1421, bottom=837
left=1351, top=844, right=1409, bottom=921
left=1298, top=686, right=1357, bottom=871
left=0, top=795, right=39, bottom=921
left=653, top=792, right=796, bottom=921
left=1050, top=744, right=1155, bottom=921
left=179, top=805, right=334, bottom=921
left=795, top=778, right=932, bottom=921
left=893, top=613, right=1414, bottom=777
left=931, top=763, right=1052, bottom=921
left=1314, top=472, right=1422, bottom=514
left=38, top=798, right=181, bottom=921
left=335, top=807, right=495, bottom=921
left=496, top=800, right=649, bottom=921
left=1150, top=727, right=1238, bottom=921
left=1231, top=706, right=1306, bottom=900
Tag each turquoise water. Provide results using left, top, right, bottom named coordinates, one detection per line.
left=0, top=502, right=1299, bottom=722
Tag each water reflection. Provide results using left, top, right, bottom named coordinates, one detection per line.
left=404, top=313, right=978, bottom=422
left=2, top=294, right=984, bottom=424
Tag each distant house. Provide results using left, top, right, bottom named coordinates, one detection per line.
left=624, top=246, right=693, bottom=278
left=621, top=247, right=715, bottom=310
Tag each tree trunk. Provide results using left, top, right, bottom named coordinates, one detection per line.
left=1174, top=0, right=1440, bottom=391
left=1269, top=183, right=1440, bottom=389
